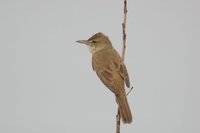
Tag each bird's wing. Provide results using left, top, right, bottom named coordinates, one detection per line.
left=111, top=49, right=130, bottom=88
left=92, top=49, right=130, bottom=93
left=92, top=54, right=117, bottom=94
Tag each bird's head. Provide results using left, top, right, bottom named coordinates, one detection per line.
left=76, top=32, right=113, bottom=54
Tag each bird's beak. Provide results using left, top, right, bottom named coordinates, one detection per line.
left=76, top=40, right=90, bottom=45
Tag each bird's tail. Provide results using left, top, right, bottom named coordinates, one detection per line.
left=116, top=94, right=132, bottom=124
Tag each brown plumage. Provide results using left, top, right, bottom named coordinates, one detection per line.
left=76, top=32, right=132, bottom=124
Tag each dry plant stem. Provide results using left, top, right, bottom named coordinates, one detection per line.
left=116, top=0, right=128, bottom=133
left=121, top=0, right=128, bottom=62
left=116, top=109, right=121, bottom=133
left=126, top=86, right=133, bottom=96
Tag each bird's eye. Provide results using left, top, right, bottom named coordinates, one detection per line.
left=92, top=40, right=96, bottom=43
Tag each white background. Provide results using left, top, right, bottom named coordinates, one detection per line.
left=0, top=0, right=200, bottom=133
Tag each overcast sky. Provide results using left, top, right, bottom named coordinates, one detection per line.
left=0, top=0, right=200, bottom=133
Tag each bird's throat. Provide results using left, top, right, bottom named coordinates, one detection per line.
left=87, top=43, right=110, bottom=54
left=87, top=45, right=96, bottom=54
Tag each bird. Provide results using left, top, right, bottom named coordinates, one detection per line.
left=76, top=32, right=132, bottom=124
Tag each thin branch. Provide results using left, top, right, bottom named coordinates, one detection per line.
left=116, top=109, right=121, bottom=133
left=116, top=0, right=128, bottom=133
left=126, top=86, right=133, bottom=96
left=121, top=0, right=128, bottom=62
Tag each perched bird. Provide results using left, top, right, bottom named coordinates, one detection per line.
left=76, top=32, right=132, bottom=124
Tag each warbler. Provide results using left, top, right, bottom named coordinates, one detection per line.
left=76, top=32, right=132, bottom=123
